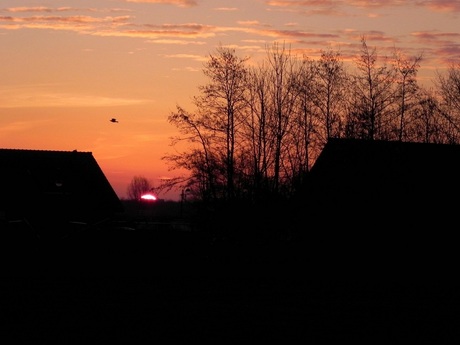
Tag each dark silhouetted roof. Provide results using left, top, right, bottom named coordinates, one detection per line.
left=307, top=138, right=460, bottom=223
left=0, top=148, right=123, bottom=231
left=302, top=138, right=460, bottom=269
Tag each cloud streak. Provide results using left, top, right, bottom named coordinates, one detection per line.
left=0, top=87, right=152, bottom=108
left=265, top=0, right=460, bottom=12
left=123, top=0, right=198, bottom=7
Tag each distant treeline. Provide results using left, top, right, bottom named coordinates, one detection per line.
left=160, top=37, right=460, bottom=204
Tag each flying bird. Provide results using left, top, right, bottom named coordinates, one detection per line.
left=110, top=118, right=119, bottom=123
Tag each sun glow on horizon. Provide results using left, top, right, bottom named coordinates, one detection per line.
left=140, top=193, right=157, bottom=201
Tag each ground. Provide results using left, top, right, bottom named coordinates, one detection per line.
left=2, top=201, right=459, bottom=343
left=2, top=252, right=459, bottom=344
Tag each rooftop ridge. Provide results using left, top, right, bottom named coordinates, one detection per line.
left=0, top=148, right=92, bottom=153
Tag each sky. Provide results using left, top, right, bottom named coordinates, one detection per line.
left=1, top=0, right=459, bottom=201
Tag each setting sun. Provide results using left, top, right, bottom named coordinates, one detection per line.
left=140, top=193, right=157, bottom=201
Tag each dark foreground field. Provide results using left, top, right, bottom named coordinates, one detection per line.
left=2, top=201, right=460, bottom=344
left=2, top=256, right=459, bottom=343
left=2, top=274, right=459, bottom=344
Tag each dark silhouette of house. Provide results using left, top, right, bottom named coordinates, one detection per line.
left=0, top=148, right=123, bottom=239
left=303, top=138, right=460, bottom=273
left=307, top=138, right=460, bottom=222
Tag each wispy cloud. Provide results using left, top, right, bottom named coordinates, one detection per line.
left=216, top=25, right=339, bottom=41
left=237, top=20, right=263, bottom=26
left=123, top=0, right=198, bottom=7
left=0, top=2, right=457, bottom=68
left=412, top=30, right=460, bottom=42
left=265, top=0, right=460, bottom=13
left=418, top=0, right=460, bottom=12
left=214, top=7, right=238, bottom=11
left=117, top=23, right=216, bottom=39
left=162, top=53, right=207, bottom=61
left=0, top=119, right=50, bottom=134
left=412, top=30, right=460, bottom=63
left=0, top=88, right=152, bottom=108
left=0, top=13, right=218, bottom=40
left=146, top=39, right=206, bottom=45
left=4, top=7, right=79, bottom=13
left=1, top=6, right=133, bottom=14
left=0, top=14, right=131, bottom=34
left=265, top=0, right=346, bottom=16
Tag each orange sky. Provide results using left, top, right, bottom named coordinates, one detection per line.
left=1, top=0, right=459, bottom=200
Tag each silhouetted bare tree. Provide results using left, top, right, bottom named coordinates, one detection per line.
left=437, top=61, right=460, bottom=116
left=392, top=49, right=423, bottom=141
left=164, top=45, right=249, bottom=202
left=164, top=105, right=219, bottom=201
left=311, top=48, right=348, bottom=142
left=411, top=87, right=446, bottom=143
left=242, top=60, right=275, bottom=201
left=127, top=176, right=152, bottom=200
left=199, top=45, right=249, bottom=200
left=285, top=54, right=316, bottom=194
left=346, top=37, right=396, bottom=140
left=435, top=61, right=460, bottom=142
left=264, top=42, right=303, bottom=196
left=162, top=38, right=460, bottom=203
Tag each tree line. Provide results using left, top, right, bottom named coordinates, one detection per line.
left=159, top=37, right=460, bottom=204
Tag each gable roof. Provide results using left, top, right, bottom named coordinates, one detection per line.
left=0, top=148, right=123, bottom=230
left=306, top=138, right=460, bottom=218
left=297, top=138, right=460, bottom=272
